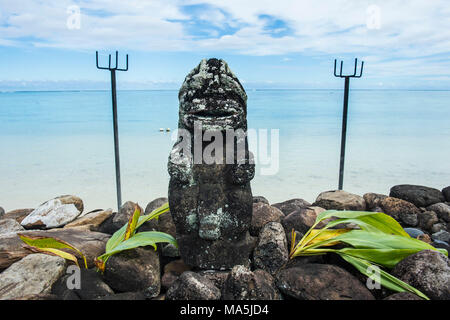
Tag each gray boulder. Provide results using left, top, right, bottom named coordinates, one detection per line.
left=253, top=222, right=288, bottom=275
left=390, top=185, right=445, bottom=208
left=103, top=247, right=160, bottom=298
left=52, top=268, right=114, bottom=300
left=427, top=203, right=450, bottom=222
left=111, top=201, right=143, bottom=232
left=166, top=271, right=221, bottom=300
left=383, top=292, right=423, bottom=300
left=282, top=206, right=325, bottom=235
left=417, top=211, right=439, bottom=231
left=0, top=219, right=24, bottom=235
left=250, top=202, right=284, bottom=236
left=391, top=250, right=450, bottom=300
left=313, top=190, right=366, bottom=211
left=222, top=265, right=282, bottom=300
left=272, top=198, right=311, bottom=216
left=0, top=254, right=66, bottom=300
left=363, top=193, right=388, bottom=210
left=442, top=186, right=450, bottom=202
left=275, top=264, right=374, bottom=300
left=432, top=230, right=450, bottom=243
left=380, top=197, right=420, bottom=226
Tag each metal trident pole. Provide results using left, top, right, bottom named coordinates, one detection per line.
left=96, top=51, right=129, bottom=210
left=333, top=58, right=364, bottom=190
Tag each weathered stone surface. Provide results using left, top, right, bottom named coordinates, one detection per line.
left=164, top=259, right=192, bottom=275
left=418, top=211, right=439, bottom=231
left=253, top=222, right=288, bottom=275
left=166, top=271, right=221, bottom=300
left=272, top=198, right=311, bottom=215
left=432, top=240, right=450, bottom=252
left=432, top=230, right=450, bottom=243
left=380, top=197, right=420, bottom=226
left=390, top=184, right=445, bottom=208
left=253, top=196, right=269, bottom=205
left=158, top=212, right=177, bottom=238
left=0, top=207, right=4, bottom=217
left=0, top=219, right=24, bottom=235
left=313, top=190, right=366, bottom=211
left=282, top=206, right=325, bottom=235
left=176, top=232, right=256, bottom=270
left=145, top=197, right=168, bottom=214
left=383, top=292, right=423, bottom=300
left=96, top=212, right=117, bottom=235
left=391, top=250, right=450, bottom=300
left=0, top=254, right=66, bottom=300
left=168, top=59, right=255, bottom=270
left=64, top=209, right=113, bottom=231
left=112, top=201, right=143, bottom=232
left=198, top=270, right=230, bottom=291
left=0, top=228, right=109, bottom=270
left=363, top=193, right=388, bottom=210
left=250, top=202, right=284, bottom=236
left=427, top=203, right=450, bottom=222
left=275, top=264, right=374, bottom=300
left=442, top=186, right=450, bottom=202
left=222, top=265, right=282, bottom=300
left=161, top=272, right=179, bottom=291
left=162, top=243, right=180, bottom=257
left=21, top=195, right=84, bottom=229
left=1, top=209, right=33, bottom=223
left=52, top=268, right=114, bottom=300
left=431, top=223, right=447, bottom=233
left=103, top=247, right=160, bottom=298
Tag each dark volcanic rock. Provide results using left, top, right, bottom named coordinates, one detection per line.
left=363, top=193, right=388, bottom=210
left=390, top=184, right=445, bottom=208
left=197, top=270, right=230, bottom=291
left=111, top=201, right=143, bottom=232
left=432, top=230, right=450, bottom=243
left=253, top=196, right=269, bottom=205
left=442, top=186, right=450, bottom=202
left=281, top=206, right=325, bottom=235
left=404, top=228, right=424, bottom=238
left=418, top=211, right=439, bottom=232
left=391, top=250, right=450, bottom=300
left=0, top=219, right=25, bottom=235
left=431, top=223, right=447, bottom=234
left=168, top=58, right=255, bottom=270
left=313, top=190, right=366, bottom=211
left=222, top=265, right=282, bottom=300
left=176, top=232, right=256, bottom=270
left=272, top=198, right=311, bottom=216
left=250, top=202, right=284, bottom=236
left=380, top=197, right=420, bottom=226
left=166, top=271, right=221, bottom=300
left=275, top=264, right=374, bottom=300
left=52, top=268, right=114, bottom=300
left=427, top=202, right=450, bottom=222
left=253, top=222, right=288, bottom=275
left=161, top=259, right=192, bottom=290
left=103, top=247, right=160, bottom=298
left=145, top=197, right=168, bottom=214
left=383, top=292, right=423, bottom=300
left=0, top=207, right=4, bottom=217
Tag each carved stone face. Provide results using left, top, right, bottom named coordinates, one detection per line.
left=178, top=58, right=247, bottom=131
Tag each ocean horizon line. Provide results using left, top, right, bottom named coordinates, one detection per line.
left=2, top=88, right=450, bottom=93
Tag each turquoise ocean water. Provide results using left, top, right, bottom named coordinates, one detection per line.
left=1, top=89, right=449, bottom=212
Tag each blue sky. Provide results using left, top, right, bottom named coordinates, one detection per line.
left=1, top=0, right=450, bottom=90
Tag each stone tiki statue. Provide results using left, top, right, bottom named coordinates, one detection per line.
left=168, top=58, right=256, bottom=269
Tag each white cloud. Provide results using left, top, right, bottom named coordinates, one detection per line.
left=1, top=0, right=450, bottom=80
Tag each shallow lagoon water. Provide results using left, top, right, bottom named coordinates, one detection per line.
left=0, top=89, right=449, bottom=212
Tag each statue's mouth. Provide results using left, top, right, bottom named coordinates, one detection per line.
left=189, top=109, right=236, bottom=118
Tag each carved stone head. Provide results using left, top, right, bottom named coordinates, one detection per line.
left=178, top=58, right=248, bottom=131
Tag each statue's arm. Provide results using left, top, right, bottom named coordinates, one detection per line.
left=168, top=140, right=193, bottom=184
left=229, top=150, right=255, bottom=185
